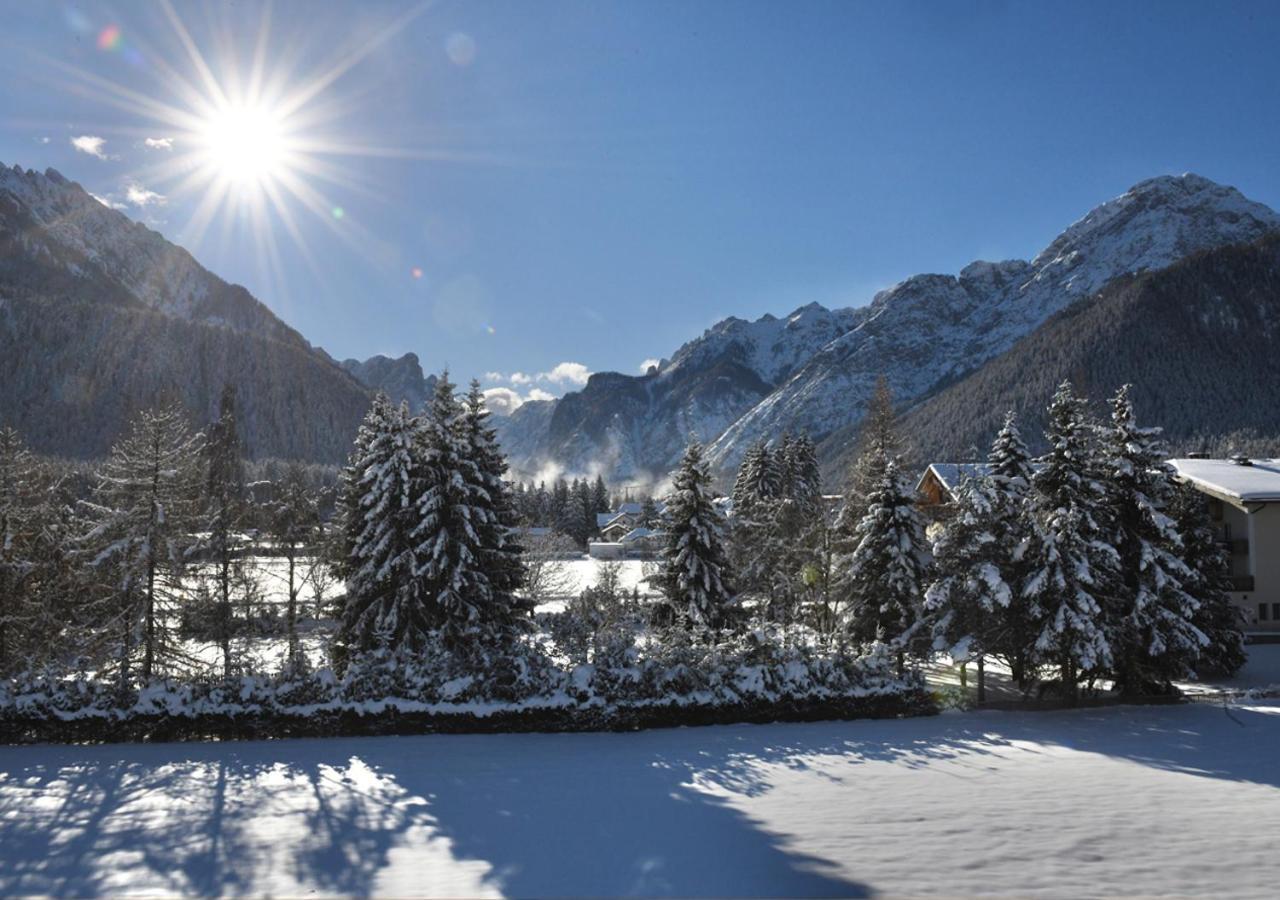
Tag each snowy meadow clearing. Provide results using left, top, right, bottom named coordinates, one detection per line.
left=2, top=698, right=1279, bottom=898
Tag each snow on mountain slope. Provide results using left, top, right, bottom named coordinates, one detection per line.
left=706, top=173, right=1280, bottom=472
left=664, top=301, right=866, bottom=386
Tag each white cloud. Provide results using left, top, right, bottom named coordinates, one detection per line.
left=540, top=362, right=591, bottom=386
left=125, top=184, right=165, bottom=207
left=509, top=372, right=533, bottom=386
left=639, top=358, right=661, bottom=373
left=482, top=387, right=524, bottom=416
left=90, top=193, right=128, bottom=210
left=483, top=371, right=505, bottom=382
left=39, top=136, right=50, bottom=144
left=143, top=137, right=173, bottom=150
left=526, top=388, right=556, bottom=403
left=70, top=135, right=108, bottom=159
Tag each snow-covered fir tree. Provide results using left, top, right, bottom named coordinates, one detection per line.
left=784, top=432, right=822, bottom=512
left=925, top=474, right=1013, bottom=673
left=335, top=392, right=393, bottom=582
left=983, top=411, right=1038, bottom=684
left=461, top=379, right=528, bottom=633
left=840, top=456, right=927, bottom=655
left=1020, top=381, right=1117, bottom=695
left=1167, top=482, right=1246, bottom=675
left=340, top=399, right=429, bottom=654
left=1100, top=385, right=1207, bottom=690
left=730, top=440, right=780, bottom=513
left=412, top=373, right=493, bottom=640
left=77, top=405, right=203, bottom=686
left=658, top=440, right=735, bottom=632
left=989, top=411, right=1034, bottom=490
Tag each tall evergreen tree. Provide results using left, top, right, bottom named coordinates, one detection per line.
left=1101, top=386, right=1207, bottom=690
left=413, top=373, right=493, bottom=639
left=461, top=380, right=528, bottom=633
left=78, top=405, right=202, bottom=686
left=784, top=432, right=822, bottom=512
left=340, top=400, right=428, bottom=654
left=984, top=411, right=1038, bottom=684
left=840, top=457, right=927, bottom=656
left=335, top=393, right=393, bottom=581
left=1021, top=382, right=1117, bottom=696
left=591, top=475, right=610, bottom=516
left=731, top=440, right=780, bottom=512
left=658, top=440, right=735, bottom=632
left=1167, top=483, right=1246, bottom=676
left=925, top=474, right=1012, bottom=697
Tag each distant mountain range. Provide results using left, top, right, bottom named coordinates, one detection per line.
left=495, top=173, right=1280, bottom=484
left=3, top=160, right=1278, bottom=480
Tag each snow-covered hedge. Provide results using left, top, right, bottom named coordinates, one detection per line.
left=0, top=637, right=931, bottom=744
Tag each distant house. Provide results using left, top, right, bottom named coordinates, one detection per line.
left=600, top=516, right=633, bottom=543
left=916, top=463, right=994, bottom=510
left=1170, top=457, right=1280, bottom=634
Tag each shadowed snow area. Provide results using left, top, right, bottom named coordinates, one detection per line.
left=2, top=702, right=1279, bottom=897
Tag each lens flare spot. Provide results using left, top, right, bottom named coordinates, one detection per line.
left=411, top=266, right=424, bottom=279
left=331, top=206, right=345, bottom=219
left=486, top=325, right=496, bottom=335
left=97, top=24, right=122, bottom=51
left=446, top=33, right=476, bottom=67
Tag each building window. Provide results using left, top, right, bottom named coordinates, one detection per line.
left=1261, top=603, right=1270, bottom=622
left=1273, top=603, right=1280, bottom=622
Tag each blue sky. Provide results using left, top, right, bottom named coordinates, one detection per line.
left=1, top=1, right=1278, bottom=403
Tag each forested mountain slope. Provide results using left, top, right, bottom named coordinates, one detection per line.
left=0, top=162, right=372, bottom=461
left=884, top=234, right=1280, bottom=469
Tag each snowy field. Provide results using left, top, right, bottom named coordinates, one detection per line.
left=3, top=700, right=1279, bottom=897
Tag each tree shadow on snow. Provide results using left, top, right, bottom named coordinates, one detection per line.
left=1, top=701, right=1276, bottom=897
left=0, top=729, right=876, bottom=898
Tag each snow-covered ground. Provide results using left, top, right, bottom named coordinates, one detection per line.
left=3, top=700, right=1278, bottom=897
left=548, top=557, right=657, bottom=597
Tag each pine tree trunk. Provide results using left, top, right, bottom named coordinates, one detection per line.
left=959, top=662, right=968, bottom=689
left=220, top=542, right=232, bottom=679
left=977, top=655, right=986, bottom=703
left=143, top=559, right=156, bottom=681
left=287, top=551, right=299, bottom=669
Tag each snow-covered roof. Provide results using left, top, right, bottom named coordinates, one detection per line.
left=918, top=463, right=992, bottom=493
left=1170, top=458, right=1280, bottom=507
left=596, top=512, right=615, bottom=528
left=621, top=527, right=658, bottom=543
left=615, top=502, right=644, bottom=516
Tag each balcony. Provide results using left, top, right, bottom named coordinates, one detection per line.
left=1229, top=576, right=1256, bottom=592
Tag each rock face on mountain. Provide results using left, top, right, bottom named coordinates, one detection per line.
left=498, top=302, right=863, bottom=481
left=707, top=174, right=1280, bottom=472
left=0, top=162, right=372, bottom=462
left=888, top=233, right=1280, bottom=470
left=340, top=353, right=436, bottom=411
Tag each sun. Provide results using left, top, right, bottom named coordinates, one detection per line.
left=199, top=103, right=286, bottom=188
